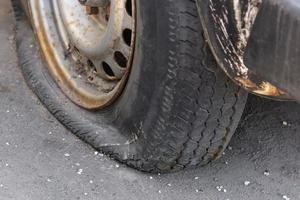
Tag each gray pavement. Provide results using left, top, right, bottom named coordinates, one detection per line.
left=0, top=1, right=299, bottom=200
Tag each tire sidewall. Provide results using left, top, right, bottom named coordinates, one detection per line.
left=106, top=0, right=175, bottom=142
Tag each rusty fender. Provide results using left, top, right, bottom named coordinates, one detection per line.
left=196, top=0, right=292, bottom=100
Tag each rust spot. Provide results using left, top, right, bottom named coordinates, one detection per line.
left=235, top=77, right=286, bottom=97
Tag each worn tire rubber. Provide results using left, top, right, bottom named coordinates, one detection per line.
left=13, top=0, right=248, bottom=173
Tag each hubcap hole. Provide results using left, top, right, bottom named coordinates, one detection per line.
left=102, top=62, right=115, bottom=77
left=114, top=51, right=128, bottom=68
left=125, top=0, right=132, bottom=16
left=123, top=29, right=132, bottom=46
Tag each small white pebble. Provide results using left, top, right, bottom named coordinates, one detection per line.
left=115, top=164, right=120, bottom=168
left=62, top=138, right=65, bottom=141
left=6, top=110, right=9, bottom=113
left=167, top=183, right=172, bottom=187
left=5, top=142, right=10, bottom=146
left=158, top=173, right=161, bottom=176
left=89, top=180, right=93, bottom=184
left=158, top=190, right=162, bottom=194
left=225, top=161, right=229, bottom=165
left=282, top=195, right=290, bottom=200
left=77, top=169, right=83, bottom=175
left=46, top=178, right=52, bottom=182
left=264, top=171, right=270, bottom=176
left=195, top=189, right=199, bottom=193
left=48, top=131, right=52, bottom=135
left=149, top=176, right=153, bottom=180
left=84, top=192, right=88, bottom=196
left=228, top=146, right=233, bottom=150
left=216, top=186, right=227, bottom=193
left=0, top=184, right=3, bottom=188
left=194, top=176, right=199, bottom=180
left=222, top=152, right=226, bottom=155
left=216, top=186, right=223, bottom=192
left=5, top=163, right=9, bottom=167
left=75, top=163, right=80, bottom=166
left=64, top=153, right=70, bottom=157
left=94, top=151, right=99, bottom=155
left=244, top=181, right=251, bottom=186
left=283, top=121, right=288, bottom=126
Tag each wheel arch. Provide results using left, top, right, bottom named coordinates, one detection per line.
left=195, top=0, right=293, bottom=101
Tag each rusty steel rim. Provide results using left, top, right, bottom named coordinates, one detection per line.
left=29, top=0, right=136, bottom=109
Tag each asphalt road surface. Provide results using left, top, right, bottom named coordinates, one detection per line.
left=0, top=1, right=299, bottom=200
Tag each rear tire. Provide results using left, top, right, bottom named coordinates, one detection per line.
left=14, top=0, right=248, bottom=172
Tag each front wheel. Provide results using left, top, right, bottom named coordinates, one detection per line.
left=15, top=0, right=248, bottom=172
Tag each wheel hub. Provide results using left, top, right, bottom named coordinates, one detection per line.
left=29, top=0, right=136, bottom=109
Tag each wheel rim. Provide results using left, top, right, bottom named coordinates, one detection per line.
left=29, top=0, right=136, bottom=109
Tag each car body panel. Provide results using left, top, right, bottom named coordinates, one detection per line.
left=196, top=0, right=300, bottom=101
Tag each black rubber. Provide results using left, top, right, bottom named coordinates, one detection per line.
left=13, top=0, right=248, bottom=173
